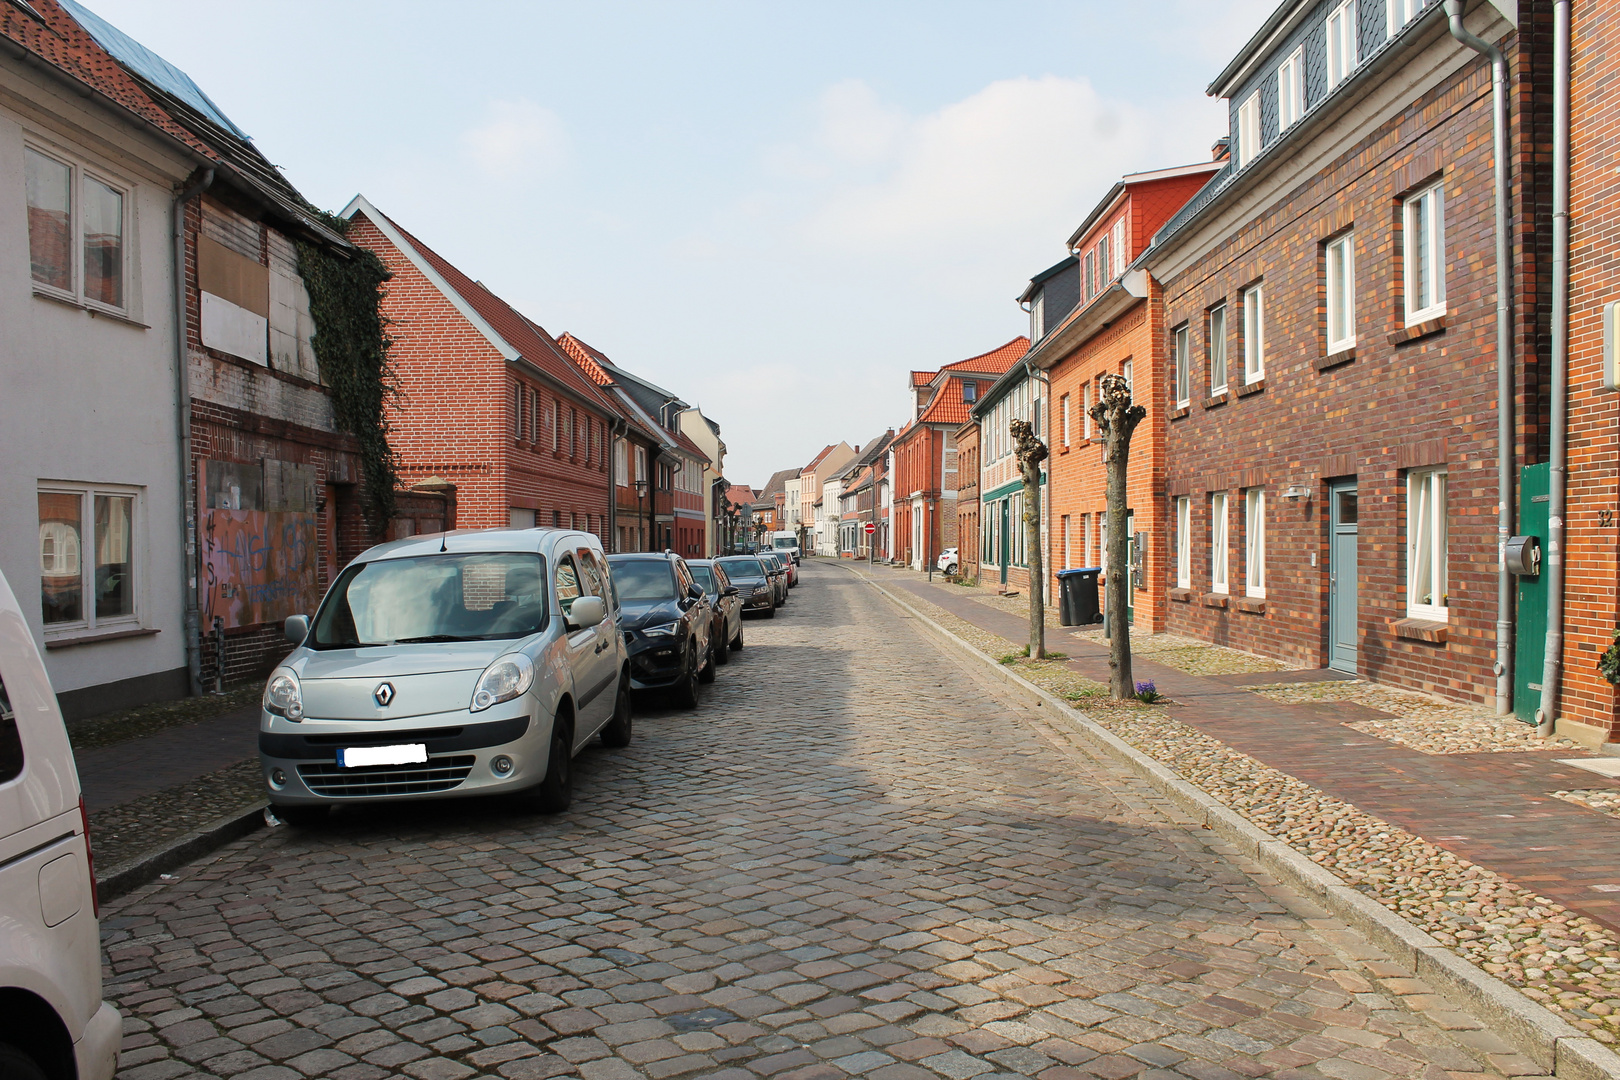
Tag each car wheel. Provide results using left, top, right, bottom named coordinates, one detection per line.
left=946, top=563, right=959, bottom=574
left=271, top=804, right=328, bottom=828
left=731, top=623, right=744, bottom=650
left=698, top=640, right=717, bottom=684
left=762, top=606, right=776, bottom=619
left=600, top=675, right=633, bottom=748
left=714, top=624, right=731, bottom=665
left=0, top=1043, right=47, bottom=1080
left=671, top=647, right=700, bottom=709
left=520, top=726, right=573, bottom=813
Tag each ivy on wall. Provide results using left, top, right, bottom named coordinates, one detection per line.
left=295, top=217, right=400, bottom=533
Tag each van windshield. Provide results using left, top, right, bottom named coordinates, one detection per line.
left=310, top=553, right=548, bottom=648
left=773, top=538, right=796, bottom=549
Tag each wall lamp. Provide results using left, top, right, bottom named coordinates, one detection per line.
left=1280, top=484, right=1312, bottom=502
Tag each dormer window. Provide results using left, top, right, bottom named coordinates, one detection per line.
left=963, top=381, right=978, bottom=404
left=1389, top=0, right=1422, bottom=36
left=1084, top=250, right=1096, bottom=300
left=1111, top=219, right=1126, bottom=276
left=1326, top=0, right=1358, bottom=88
left=1237, top=91, right=1261, bottom=167
left=1277, top=47, right=1304, bottom=130
left=1098, top=235, right=1111, bottom=284
left=1031, top=293, right=1045, bottom=340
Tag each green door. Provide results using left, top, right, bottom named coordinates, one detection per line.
left=999, top=500, right=1010, bottom=584
left=1513, top=463, right=1549, bottom=723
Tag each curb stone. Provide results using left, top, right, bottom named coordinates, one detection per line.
left=96, top=800, right=266, bottom=905
left=844, top=565, right=1620, bottom=1080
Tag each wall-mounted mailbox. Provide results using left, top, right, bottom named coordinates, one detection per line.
left=1505, top=534, right=1541, bottom=577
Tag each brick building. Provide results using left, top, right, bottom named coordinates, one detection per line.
left=895, top=338, right=1028, bottom=571
left=1029, top=161, right=1221, bottom=630
left=954, top=420, right=982, bottom=581
left=345, top=196, right=623, bottom=537
left=1141, top=0, right=1547, bottom=708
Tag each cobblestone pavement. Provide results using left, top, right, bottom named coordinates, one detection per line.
left=104, top=563, right=1518, bottom=1080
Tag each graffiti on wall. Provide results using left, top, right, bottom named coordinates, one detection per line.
left=200, top=458, right=321, bottom=628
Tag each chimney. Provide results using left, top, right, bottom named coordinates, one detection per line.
left=1211, top=136, right=1231, bottom=162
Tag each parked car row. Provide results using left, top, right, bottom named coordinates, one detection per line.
left=255, top=529, right=802, bottom=830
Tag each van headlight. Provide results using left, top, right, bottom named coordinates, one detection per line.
left=265, top=670, right=304, bottom=721
left=471, top=653, right=535, bottom=712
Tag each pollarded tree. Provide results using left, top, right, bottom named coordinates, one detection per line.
left=1088, top=372, right=1146, bottom=699
left=1009, top=417, right=1048, bottom=660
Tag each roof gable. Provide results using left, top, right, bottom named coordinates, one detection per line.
left=941, top=336, right=1030, bottom=376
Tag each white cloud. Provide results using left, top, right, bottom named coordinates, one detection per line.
left=796, top=75, right=1219, bottom=256
left=463, top=99, right=570, bottom=181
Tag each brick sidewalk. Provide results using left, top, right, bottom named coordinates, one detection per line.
left=851, top=562, right=1620, bottom=934
left=75, top=705, right=259, bottom=813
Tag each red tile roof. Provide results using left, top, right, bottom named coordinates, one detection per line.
left=364, top=208, right=622, bottom=416
left=555, top=333, right=614, bottom=386
left=942, top=336, right=1030, bottom=375
left=916, top=377, right=978, bottom=427
left=911, top=370, right=936, bottom=388
left=804, top=444, right=836, bottom=472
left=3, top=0, right=218, bottom=161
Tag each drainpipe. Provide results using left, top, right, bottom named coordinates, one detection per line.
left=173, top=168, right=213, bottom=697
left=1444, top=0, right=1515, bottom=716
left=1537, top=0, right=1572, bottom=735
left=608, top=419, right=625, bottom=551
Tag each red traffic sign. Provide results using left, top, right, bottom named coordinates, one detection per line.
left=863, top=522, right=877, bottom=534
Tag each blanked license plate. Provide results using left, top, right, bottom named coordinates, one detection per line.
left=337, top=743, right=427, bottom=768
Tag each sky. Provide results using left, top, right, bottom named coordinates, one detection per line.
left=84, top=0, right=1274, bottom=486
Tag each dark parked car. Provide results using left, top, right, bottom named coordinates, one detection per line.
left=606, top=552, right=713, bottom=708
left=688, top=559, right=743, bottom=660
left=716, top=556, right=777, bottom=618
left=757, top=552, right=789, bottom=606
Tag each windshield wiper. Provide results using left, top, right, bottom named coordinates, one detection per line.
left=393, top=634, right=478, bottom=644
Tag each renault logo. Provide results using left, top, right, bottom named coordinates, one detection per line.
left=374, top=682, right=395, bottom=707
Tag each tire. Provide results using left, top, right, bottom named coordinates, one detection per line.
left=762, top=606, right=776, bottom=619
left=730, top=623, right=744, bottom=651
left=698, top=641, right=717, bottom=684
left=0, top=1042, right=48, bottom=1080
left=946, top=563, right=959, bottom=574
left=271, top=804, right=328, bottom=828
left=519, top=726, right=573, bottom=813
left=670, top=647, right=700, bottom=709
left=600, top=676, right=632, bottom=747
left=713, top=624, right=731, bottom=665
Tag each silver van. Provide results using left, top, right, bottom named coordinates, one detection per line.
left=260, top=529, right=630, bottom=824
left=0, top=568, right=122, bottom=1080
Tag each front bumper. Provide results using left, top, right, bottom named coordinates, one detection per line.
left=739, top=591, right=774, bottom=611
left=626, top=636, right=688, bottom=689
left=259, top=707, right=549, bottom=806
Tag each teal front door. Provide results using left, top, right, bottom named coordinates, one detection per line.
left=999, top=500, right=1010, bottom=584
left=1328, top=481, right=1358, bottom=674
left=1515, top=463, right=1550, bottom=723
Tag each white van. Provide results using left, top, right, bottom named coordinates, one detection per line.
left=0, top=569, right=121, bottom=1080
left=770, top=531, right=801, bottom=566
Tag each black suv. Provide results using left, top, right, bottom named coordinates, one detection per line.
left=607, top=552, right=714, bottom=708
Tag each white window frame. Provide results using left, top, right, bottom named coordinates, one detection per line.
left=1389, top=0, right=1421, bottom=38
left=1098, top=236, right=1111, bottom=283
left=1031, top=293, right=1045, bottom=341
left=1406, top=468, right=1449, bottom=621
left=1209, top=303, right=1228, bottom=395
left=1174, top=324, right=1191, bottom=409
left=1326, top=232, right=1356, bottom=354
left=1243, top=283, right=1265, bottom=384
left=1083, top=250, right=1095, bottom=300
left=1176, top=496, right=1191, bottom=589
left=1277, top=47, right=1305, bottom=131
left=1082, top=381, right=1092, bottom=439
left=635, top=445, right=647, bottom=484
left=1061, top=515, right=1072, bottom=570
left=1237, top=91, right=1261, bottom=167
left=1122, top=359, right=1133, bottom=396
left=1111, top=219, right=1127, bottom=276
left=25, top=141, right=134, bottom=316
left=1211, top=492, right=1229, bottom=594
left=1060, top=393, right=1070, bottom=447
left=1245, top=487, right=1266, bottom=599
left=1403, top=181, right=1447, bottom=325
left=1326, top=0, right=1358, bottom=88
left=38, top=483, right=143, bottom=636
left=614, top=438, right=628, bottom=485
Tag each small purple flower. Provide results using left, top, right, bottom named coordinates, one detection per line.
left=1135, top=680, right=1156, bottom=696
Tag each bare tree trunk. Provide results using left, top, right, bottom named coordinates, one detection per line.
left=1010, top=419, right=1048, bottom=660
left=1089, top=374, right=1146, bottom=700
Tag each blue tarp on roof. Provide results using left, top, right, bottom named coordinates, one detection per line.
left=56, top=0, right=249, bottom=140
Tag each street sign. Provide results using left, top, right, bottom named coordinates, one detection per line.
left=863, top=522, right=876, bottom=534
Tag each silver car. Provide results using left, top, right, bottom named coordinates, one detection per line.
left=259, top=528, right=630, bottom=824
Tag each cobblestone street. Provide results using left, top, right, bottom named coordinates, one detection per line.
left=105, top=563, right=1521, bottom=1080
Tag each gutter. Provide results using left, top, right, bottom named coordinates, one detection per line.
left=1535, top=0, right=1571, bottom=733
left=173, top=167, right=214, bottom=698
left=1443, top=0, right=1517, bottom=718
left=1024, top=271, right=1151, bottom=373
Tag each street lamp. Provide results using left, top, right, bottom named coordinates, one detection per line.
left=634, top=478, right=649, bottom=552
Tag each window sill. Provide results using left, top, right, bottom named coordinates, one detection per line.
left=1316, top=346, right=1356, bottom=372
left=1389, top=315, right=1447, bottom=346
left=45, top=625, right=159, bottom=650
left=1203, top=592, right=1230, bottom=609
left=1203, top=392, right=1229, bottom=410
left=1237, top=596, right=1267, bottom=614
left=1392, top=616, right=1448, bottom=644
left=1170, top=587, right=1192, bottom=603
left=1236, top=378, right=1266, bottom=398
left=1170, top=405, right=1191, bottom=421
left=34, top=288, right=148, bottom=328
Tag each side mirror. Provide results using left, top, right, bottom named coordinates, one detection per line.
left=687, top=583, right=704, bottom=600
left=723, top=586, right=739, bottom=597
left=284, top=614, right=309, bottom=644
left=567, top=595, right=606, bottom=630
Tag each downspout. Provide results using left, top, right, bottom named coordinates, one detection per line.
left=1444, top=0, right=1515, bottom=716
left=1538, top=0, right=1572, bottom=734
left=173, top=168, right=214, bottom=697
left=608, top=419, right=625, bottom=551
